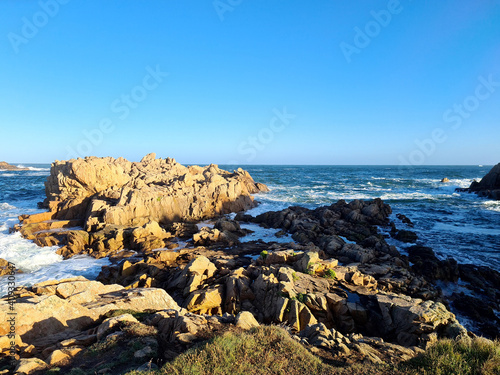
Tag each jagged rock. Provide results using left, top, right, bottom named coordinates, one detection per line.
left=296, top=251, right=320, bottom=273
left=185, top=286, right=224, bottom=315
left=393, top=229, right=418, bottom=243
left=458, top=163, right=500, bottom=200
left=169, top=256, right=217, bottom=296
left=0, top=258, right=15, bottom=276
left=167, top=222, right=198, bottom=238
left=39, top=154, right=267, bottom=228
left=408, top=246, right=459, bottom=282
left=374, top=293, right=462, bottom=348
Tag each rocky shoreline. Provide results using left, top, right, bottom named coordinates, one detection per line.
left=1, top=155, right=499, bottom=374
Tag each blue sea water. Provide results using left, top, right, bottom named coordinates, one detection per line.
left=0, top=164, right=109, bottom=296
left=0, top=164, right=499, bottom=296
left=234, top=165, right=500, bottom=270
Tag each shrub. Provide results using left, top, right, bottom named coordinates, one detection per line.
left=260, top=250, right=268, bottom=260
left=323, top=269, right=336, bottom=280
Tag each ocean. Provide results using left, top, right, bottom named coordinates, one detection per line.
left=1, top=164, right=499, bottom=297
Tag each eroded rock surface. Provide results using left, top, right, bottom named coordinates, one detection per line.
left=40, top=153, right=268, bottom=228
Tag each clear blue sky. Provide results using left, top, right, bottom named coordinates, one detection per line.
left=0, top=0, right=499, bottom=165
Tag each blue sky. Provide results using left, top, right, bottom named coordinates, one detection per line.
left=0, top=1, right=499, bottom=165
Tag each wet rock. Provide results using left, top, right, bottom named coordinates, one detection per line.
left=408, top=246, right=459, bottom=282
left=393, top=229, right=418, bottom=243
left=458, top=163, right=500, bottom=200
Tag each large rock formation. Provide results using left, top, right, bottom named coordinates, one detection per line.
left=458, top=163, right=500, bottom=200
left=40, top=153, right=268, bottom=229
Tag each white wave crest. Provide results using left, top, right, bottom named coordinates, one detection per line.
left=0, top=203, right=16, bottom=211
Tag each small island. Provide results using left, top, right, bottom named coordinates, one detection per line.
left=0, top=161, right=29, bottom=171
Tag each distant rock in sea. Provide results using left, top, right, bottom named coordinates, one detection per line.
left=0, top=161, right=29, bottom=171
left=458, top=163, right=500, bottom=200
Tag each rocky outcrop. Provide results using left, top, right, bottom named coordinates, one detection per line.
left=0, top=161, right=29, bottom=171
left=12, top=154, right=268, bottom=259
left=458, top=163, right=500, bottom=200
left=0, top=277, right=179, bottom=347
left=40, top=153, right=268, bottom=228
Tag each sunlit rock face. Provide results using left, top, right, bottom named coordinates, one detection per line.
left=41, top=153, right=269, bottom=229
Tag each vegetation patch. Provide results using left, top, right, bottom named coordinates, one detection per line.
left=402, top=337, right=500, bottom=375
left=323, top=269, right=337, bottom=280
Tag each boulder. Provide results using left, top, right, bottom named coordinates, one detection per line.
left=96, top=313, right=139, bottom=339
left=14, top=358, right=48, bottom=374
left=235, top=311, right=259, bottom=330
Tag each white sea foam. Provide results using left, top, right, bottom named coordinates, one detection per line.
left=483, top=201, right=500, bottom=212
left=0, top=255, right=110, bottom=297
left=240, top=223, right=294, bottom=243
left=196, top=221, right=214, bottom=230
left=0, top=203, right=16, bottom=211
left=26, top=167, right=50, bottom=171
left=432, top=222, right=500, bottom=236
left=0, top=231, right=63, bottom=272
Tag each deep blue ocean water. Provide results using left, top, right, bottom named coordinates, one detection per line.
left=1, top=164, right=499, bottom=296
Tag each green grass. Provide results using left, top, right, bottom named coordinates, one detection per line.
left=125, top=326, right=331, bottom=375
left=124, top=326, right=402, bottom=375
left=323, top=269, right=336, bottom=280
left=260, top=250, right=268, bottom=260
left=64, top=325, right=500, bottom=375
left=403, top=337, right=500, bottom=375
left=292, top=271, right=299, bottom=281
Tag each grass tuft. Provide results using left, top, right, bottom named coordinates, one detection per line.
left=403, top=337, right=500, bottom=375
